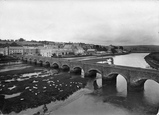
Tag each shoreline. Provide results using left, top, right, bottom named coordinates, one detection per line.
left=144, top=53, right=159, bottom=70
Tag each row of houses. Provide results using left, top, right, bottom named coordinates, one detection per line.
left=0, top=46, right=39, bottom=56
left=0, top=43, right=125, bottom=57
left=0, top=44, right=93, bottom=57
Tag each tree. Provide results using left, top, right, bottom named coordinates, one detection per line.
left=31, top=40, right=37, bottom=42
left=51, top=53, right=57, bottom=57
left=111, top=47, right=117, bottom=54
left=18, top=38, right=26, bottom=42
left=119, top=46, right=123, bottom=50
left=10, top=42, right=20, bottom=46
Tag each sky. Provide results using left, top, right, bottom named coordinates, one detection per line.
left=0, top=0, right=159, bottom=45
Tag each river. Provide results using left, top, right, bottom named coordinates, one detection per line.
left=53, top=53, right=159, bottom=115
left=1, top=53, right=159, bottom=115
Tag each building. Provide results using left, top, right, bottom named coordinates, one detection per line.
left=40, top=47, right=68, bottom=57
left=39, top=44, right=67, bottom=57
left=63, top=44, right=75, bottom=54
left=107, top=45, right=124, bottom=54
left=44, top=44, right=59, bottom=49
left=87, top=49, right=97, bottom=55
left=74, top=46, right=85, bottom=55
left=23, top=46, right=40, bottom=55
left=40, top=48, right=54, bottom=57
left=116, top=46, right=124, bottom=53
left=0, top=48, right=5, bottom=55
left=7, top=46, right=24, bottom=55
left=96, top=51, right=107, bottom=54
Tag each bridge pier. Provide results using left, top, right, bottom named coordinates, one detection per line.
left=23, top=60, right=27, bottom=63
left=62, top=65, right=70, bottom=72
left=70, top=69, right=81, bottom=75
left=29, top=61, right=32, bottom=64
left=84, top=71, right=96, bottom=79
left=33, top=61, right=37, bottom=65
left=51, top=64, right=59, bottom=69
left=37, top=61, right=43, bottom=66
left=127, top=82, right=145, bottom=92
left=102, top=74, right=118, bottom=86
left=93, top=80, right=98, bottom=90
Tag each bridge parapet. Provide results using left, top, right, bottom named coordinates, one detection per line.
left=69, top=61, right=83, bottom=70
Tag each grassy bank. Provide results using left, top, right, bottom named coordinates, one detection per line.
left=0, top=55, right=18, bottom=63
left=144, top=52, right=159, bottom=70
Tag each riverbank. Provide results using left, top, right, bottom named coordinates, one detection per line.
left=0, top=64, right=88, bottom=114
left=144, top=52, right=159, bottom=70
left=51, top=52, right=131, bottom=59
left=0, top=55, right=18, bottom=63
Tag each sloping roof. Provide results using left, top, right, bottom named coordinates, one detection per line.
left=9, top=46, right=24, bottom=49
left=75, top=46, right=84, bottom=50
left=63, top=44, right=74, bottom=49
left=87, top=49, right=96, bottom=52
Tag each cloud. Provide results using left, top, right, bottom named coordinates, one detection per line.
left=0, top=0, right=159, bottom=45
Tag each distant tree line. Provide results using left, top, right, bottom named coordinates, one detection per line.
left=92, top=45, right=107, bottom=51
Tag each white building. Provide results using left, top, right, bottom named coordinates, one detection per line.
left=5, top=47, right=24, bottom=55
left=74, top=46, right=85, bottom=55
left=0, top=48, right=5, bottom=55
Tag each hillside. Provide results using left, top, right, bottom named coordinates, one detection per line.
left=123, top=45, right=159, bottom=53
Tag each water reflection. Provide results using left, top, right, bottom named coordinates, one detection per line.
left=117, top=74, right=127, bottom=96
left=90, top=72, right=159, bottom=115
left=93, top=81, right=158, bottom=115
left=144, top=80, right=159, bottom=105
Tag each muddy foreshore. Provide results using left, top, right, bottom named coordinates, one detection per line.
left=0, top=63, right=89, bottom=114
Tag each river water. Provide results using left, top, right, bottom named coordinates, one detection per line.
left=53, top=53, right=159, bottom=115
left=1, top=53, right=159, bottom=115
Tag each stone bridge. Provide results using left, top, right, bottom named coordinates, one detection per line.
left=19, top=55, right=159, bottom=92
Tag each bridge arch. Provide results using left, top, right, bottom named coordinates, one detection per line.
left=21, top=57, right=24, bottom=60
left=23, top=58, right=28, bottom=62
left=144, top=79, right=159, bottom=103
left=28, top=58, right=32, bottom=63
left=128, top=75, right=159, bottom=92
left=38, top=60, right=43, bottom=66
left=130, top=78, right=159, bottom=92
left=87, top=69, right=101, bottom=78
left=51, top=63, right=59, bottom=69
left=88, top=69, right=101, bottom=74
left=102, top=72, right=128, bottom=93
left=85, top=69, right=102, bottom=89
left=106, top=72, right=129, bottom=82
left=33, top=59, right=37, bottom=65
left=71, top=67, right=83, bottom=75
left=45, top=61, right=51, bottom=67
left=62, top=64, right=70, bottom=72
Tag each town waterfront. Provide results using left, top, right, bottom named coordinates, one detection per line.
left=0, top=53, right=159, bottom=115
